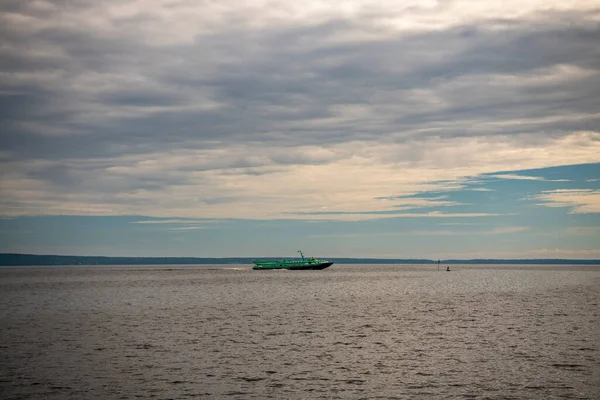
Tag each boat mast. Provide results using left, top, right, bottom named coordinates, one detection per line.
left=298, top=250, right=304, bottom=261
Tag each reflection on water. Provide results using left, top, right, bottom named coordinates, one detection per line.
left=1, top=264, right=599, bottom=399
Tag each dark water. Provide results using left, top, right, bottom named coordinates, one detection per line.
left=1, top=264, right=599, bottom=399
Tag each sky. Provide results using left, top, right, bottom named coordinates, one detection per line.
left=1, top=0, right=599, bottom=259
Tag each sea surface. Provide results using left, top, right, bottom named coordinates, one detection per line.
left=1, top=264, right=599, bottom=399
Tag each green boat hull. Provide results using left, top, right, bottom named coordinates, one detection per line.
left=253, top=251, right=332, bottom=270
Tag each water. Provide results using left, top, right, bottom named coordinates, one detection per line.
left=1, top=264, right=599, bottom=399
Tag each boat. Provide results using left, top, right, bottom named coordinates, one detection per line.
left=253, top=250, right=333, bottom=270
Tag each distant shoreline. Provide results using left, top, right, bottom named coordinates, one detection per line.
left=1, top=253, right=599, bottom=266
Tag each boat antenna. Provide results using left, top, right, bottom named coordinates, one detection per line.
left=298, top=250, right=304, bottom=261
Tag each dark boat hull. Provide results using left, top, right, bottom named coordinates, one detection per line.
left=253, top=262, right=333, bottom=270
left=286, top=262, right=333, bottom=270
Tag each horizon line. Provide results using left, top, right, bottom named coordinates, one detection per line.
left=1, top=253, right=599, bottom=264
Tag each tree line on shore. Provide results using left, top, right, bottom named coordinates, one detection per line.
left=1, top=253, right=598, bottom=266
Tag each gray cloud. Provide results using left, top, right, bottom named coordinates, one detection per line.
left=1, top=2, right=599, bottom=217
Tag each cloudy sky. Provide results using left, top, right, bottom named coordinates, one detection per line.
left=1, top=0, right=599, bottom=259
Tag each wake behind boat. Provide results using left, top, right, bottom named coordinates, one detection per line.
left=253, top=250, right=333, bottom=270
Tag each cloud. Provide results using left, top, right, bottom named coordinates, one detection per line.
left=1, top=1, right=599, bottom=220
left=437, top=222, right=480, bottom=226
left=489, top=173, right=572, bottom=182
left=526, top=248, right=600, bottom=258
left=414, top=226, right=529, bottom=235
left=132, top=219, right=206, bottom=224
left=1, top=133, right=599, bottom=219
left=492, top=174, right=546, bottom=181
left=427, top=248, right=600, bottom=259
left=165, top=226, right=206, bottom=232
left=534, top=189, right=600, bottom=213
left=307, top=225, right=528, bottom=238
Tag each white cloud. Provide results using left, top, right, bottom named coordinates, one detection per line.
left=165, top=226, right=206, bottom=231
left=437, top=222, right=480, bottom=226
left=526, top=248, right=600, bottom=258
left=307, top=225, right=527, bottom=238
left=534, top=189, right=600, bottom=213
left=132, top=219, right=205, bottom=224
left=493, top=174, right=546, bottom=181
left=414, top=226, right=528, bottom=235
left=492, top=174, right=570, bottom=182
left=13, top=1, right=596, bottom=43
